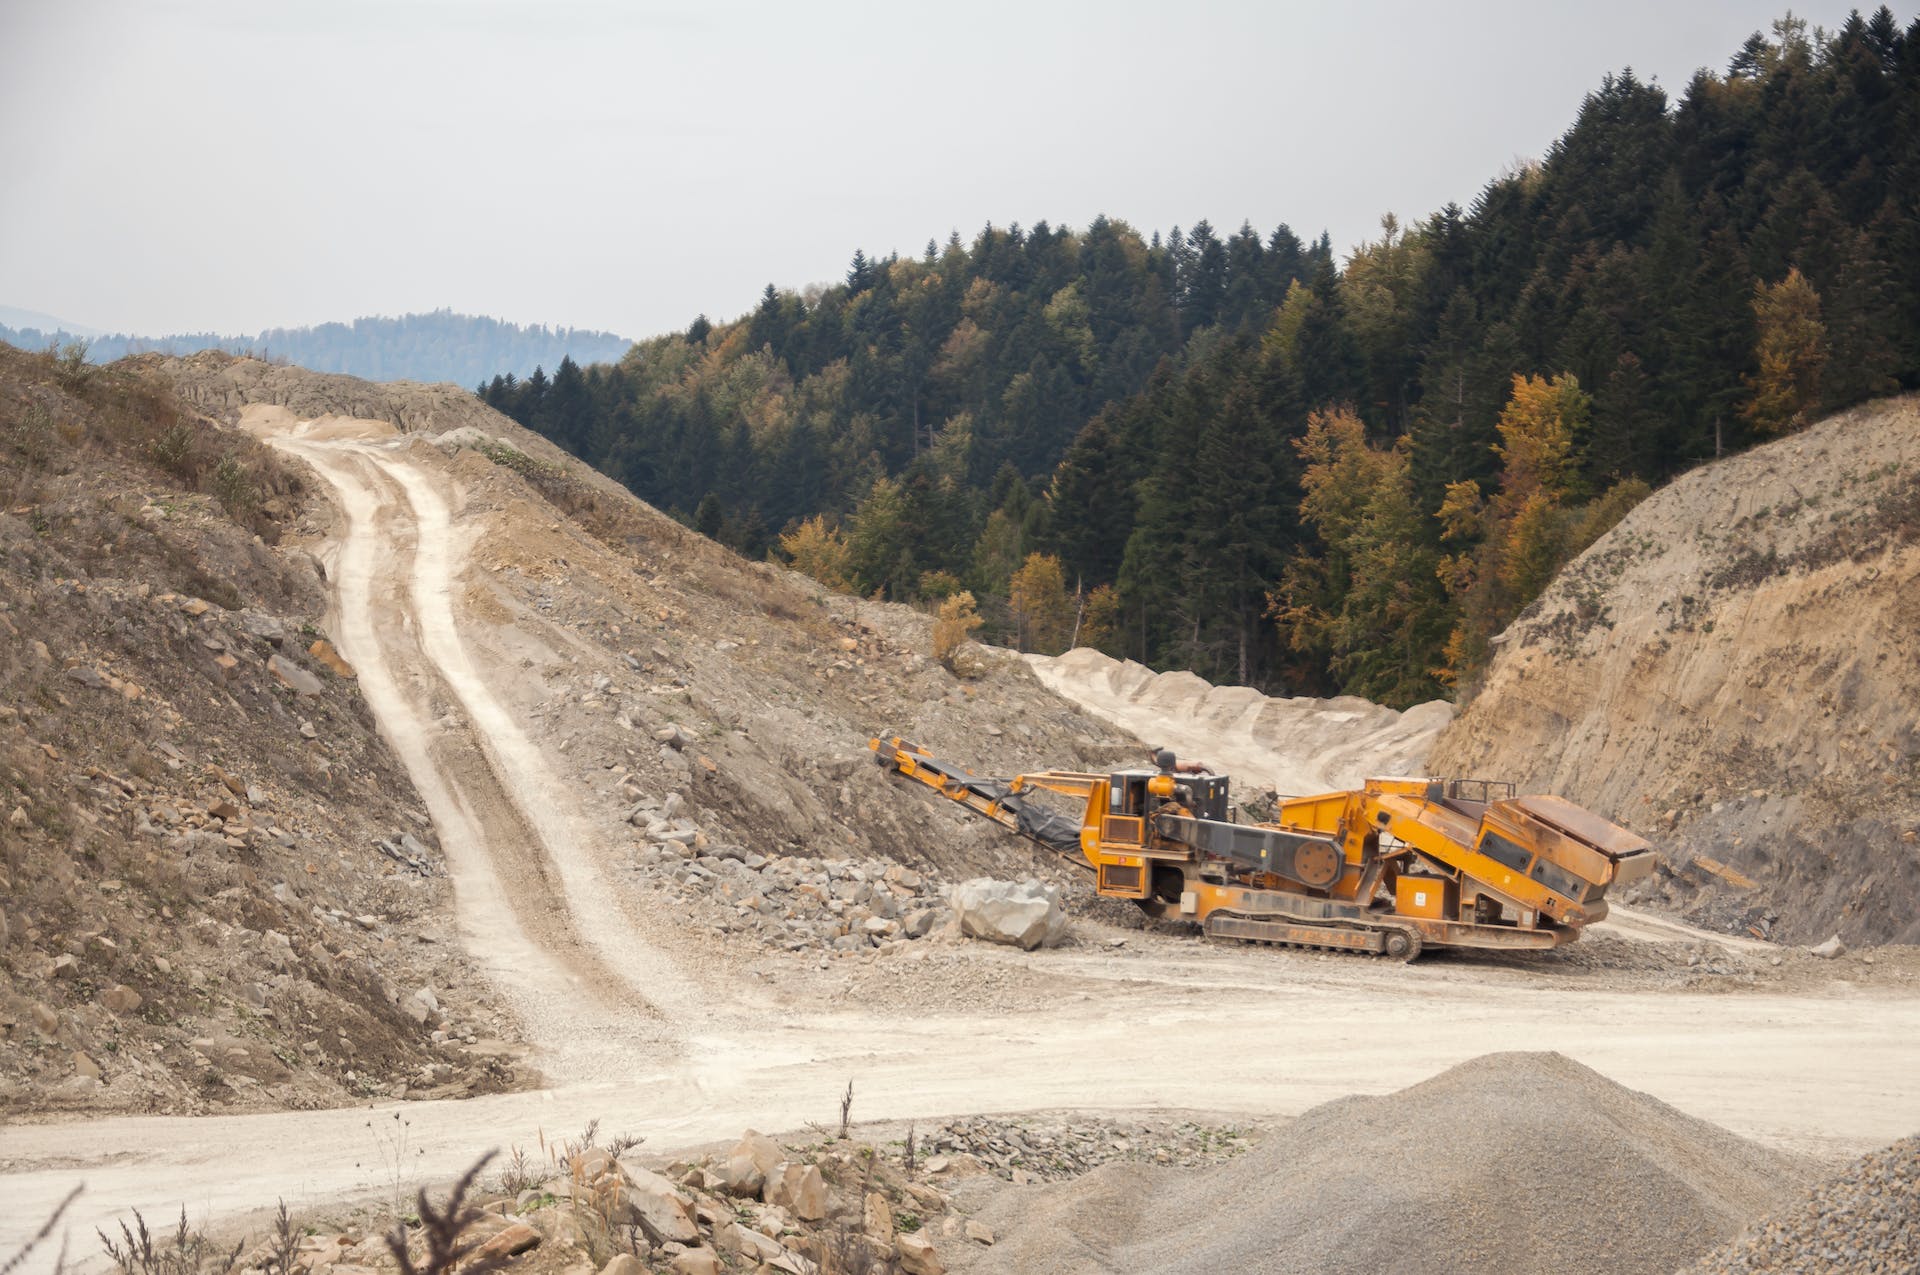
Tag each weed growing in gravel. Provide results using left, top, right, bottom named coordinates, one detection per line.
left=98, top=1207, right=242, bottom=1275
left=358, top=1111, right=426, bottom=1220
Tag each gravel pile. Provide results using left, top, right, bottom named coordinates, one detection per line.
left=625, top=830, right=958, bottom=955
left=1684, top=1134, right=1918, bottom=1273
left=922, top=1114, right=1256, bottom=1183
left=956, top=1052, right=1811, bottom=1275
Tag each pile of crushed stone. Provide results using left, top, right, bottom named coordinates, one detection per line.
left=953, top=1052, right=1811, bottom=1275
left=1684, top=1133, right=1918, bottom=1273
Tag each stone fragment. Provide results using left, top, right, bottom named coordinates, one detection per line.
left=472, top=1223, right=540, bottom=1262
left=100, top=984, right=143, bottom=1013
left=863, top=1191, right=894, bottom=1239
left=1810, top=934, right=1847, bottom=959
left=964, top=1220, right=994, bottom=1245
left=897, top=1232, right=944, bottom=1275
left=599, top=1257, right=649, bottom=1275
left=308, top=639, right=356, bottom=678
left=667, top=1250, right=720, bottom=1275
left=613, top=1162, right=700, bottom=1243
left=765, top=1163, right=827, bottom=1221
left=73, top=1051, right=103, bottom=1080
left=268, top=654, right=324, bottom=696
left=717, top=1224, right=784, bottom=1263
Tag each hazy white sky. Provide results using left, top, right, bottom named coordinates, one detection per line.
left=0, top=0, right=1868, bottom=340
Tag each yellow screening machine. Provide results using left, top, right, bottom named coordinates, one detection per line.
left=870, top=736, right=1656, bottom=959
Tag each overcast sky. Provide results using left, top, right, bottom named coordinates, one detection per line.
left=0, top=0, right=1871, bottom=340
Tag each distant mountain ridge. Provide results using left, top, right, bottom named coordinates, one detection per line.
left=0, top=308, right=631, bottom=386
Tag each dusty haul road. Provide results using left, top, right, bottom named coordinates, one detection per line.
left=5, top=419, right=1920, bottom=1259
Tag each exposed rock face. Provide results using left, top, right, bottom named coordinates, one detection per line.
left=951, top=879, right=1070, bottom=950
left=1432, top=394, right=1920, bottom=946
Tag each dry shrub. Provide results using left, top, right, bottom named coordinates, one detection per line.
left=932, top=591, right=982, bottom=667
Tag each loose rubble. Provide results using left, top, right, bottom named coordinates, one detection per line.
left=1685, top=1133, right=1919, bottom=1274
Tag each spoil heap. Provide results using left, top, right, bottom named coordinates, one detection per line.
left=956, top=1052, right=1810, bottom=1275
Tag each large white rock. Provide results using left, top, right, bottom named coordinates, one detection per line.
left=612, top=1161, right=699, bottom=1244
left=951, top=879, right=1069, bottom=950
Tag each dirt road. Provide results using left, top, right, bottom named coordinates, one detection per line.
left=5, top=419, right=1918, bottom=1261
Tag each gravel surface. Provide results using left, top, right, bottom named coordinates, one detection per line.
left=952, top=1052, right=1812, bottom=1275
left=1684, top=1133, right=1919, bottom=1273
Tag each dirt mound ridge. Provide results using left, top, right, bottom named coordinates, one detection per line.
left=959, top=1052, right=1809, bottom=1275
left=1433, top=394, right=1920, bottom=945
left=1025, top=647, right=1452, bottom=794
left=1686, top=1132, right=1919, bottom=1273
left=138, top=349, right=499, bottom=435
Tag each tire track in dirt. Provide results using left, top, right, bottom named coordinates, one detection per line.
left=277, top=434, right=688, bottom=1076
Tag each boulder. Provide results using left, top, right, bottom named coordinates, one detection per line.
left=614, top=1162, right=699, bottom=1243
left=713, top=1130, right=784, bottom=1197
left=950, top=879, right=1069, bottom=950
left=945, top=642, right=991, bottom=679
left=765, top=1162, right=827, bottom=1221
left=897, top=1232, right=944, bottom=1275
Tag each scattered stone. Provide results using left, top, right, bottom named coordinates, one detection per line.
left=268, top=654, right=325, bottom=696
left=951, top=878, right=1069, bottom=950
left=1810, top=934, right=1847, bottom=959
left=30, top=1004, right=58, bottom=1034
left=100, top=984, right=143, bottom=1014
left=51, top=954, right=77, bottom=979
left=73, top=1051, right=103, bottom=1080
left=964, top=1219, right=994, bottom=1245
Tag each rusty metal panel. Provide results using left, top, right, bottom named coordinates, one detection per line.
left=1512, top=795, right=1652, bottom=858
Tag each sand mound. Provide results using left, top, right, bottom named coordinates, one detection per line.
left=1024, top=648, right=1452, bottom=794
left=960, top=1053, right=1809, bottom=1275
left=1685, top=1133, right=1919, bottom=1273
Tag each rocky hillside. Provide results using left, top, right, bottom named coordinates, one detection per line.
left=1433, top=394, right=1920, bottom=946
left=0, top=347, right=517, bottom=1116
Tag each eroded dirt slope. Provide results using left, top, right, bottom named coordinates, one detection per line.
left=1433, top=394, right=1920, bottom=945
left=0, top=346, right=516, bottom=1118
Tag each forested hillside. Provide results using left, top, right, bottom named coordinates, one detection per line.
left=482, top=11, right=1919, bottom=706
left=0, top=310, right=630, bottom=387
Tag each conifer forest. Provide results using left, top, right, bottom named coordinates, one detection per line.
left=481, top=12, right=1920, bottom=706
